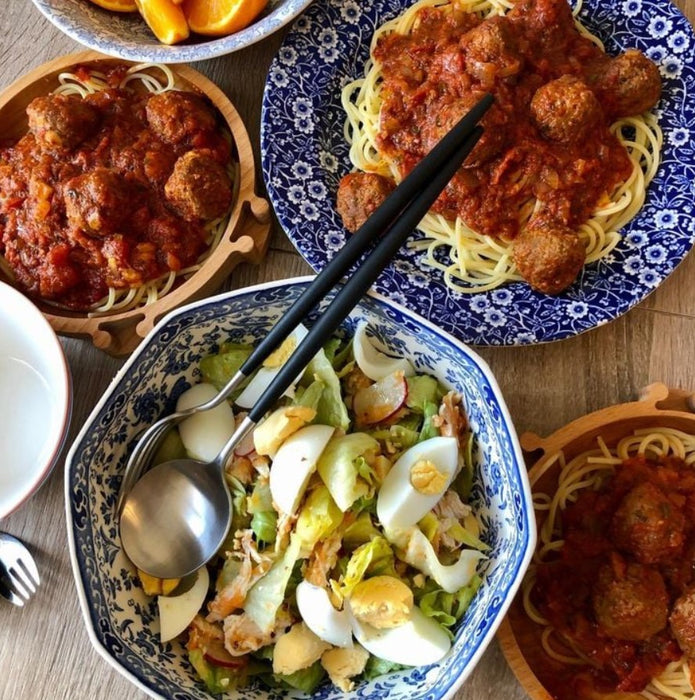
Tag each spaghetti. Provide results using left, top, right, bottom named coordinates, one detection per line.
left=0, top=63, right=236, bottom=315
left=341, top=0, right=663, bottom=294
left=523, top=427, right=695, bottom=700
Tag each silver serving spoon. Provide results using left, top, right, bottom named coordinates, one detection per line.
left=118, top=101, right=490, bottom=580
left=120, top=415, right=253, bottom=579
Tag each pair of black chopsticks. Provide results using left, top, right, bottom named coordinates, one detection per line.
left=242, top=93, right=492, bottom=424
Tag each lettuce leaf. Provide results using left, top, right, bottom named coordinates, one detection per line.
left=244, top=535, right=302, bottom=633
left=317, top=433, right=379, bottom=511
left=416, top=574, right=483, bottom=634
left=419, top=401, right=440, bottom=441
left=273, top=660, right=326, bottom=693
left=343, top=512, right=381, bottom=549
left=295, top=485, right=342, bottom=549
left=303, top=349, right=350, bottom=430
left=200, top=344, right=252, bottom=392
left=405, top=375, right=442, bottom=413
left=334, top=536, right=397, bottom=599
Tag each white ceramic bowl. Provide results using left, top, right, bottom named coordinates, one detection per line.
left=0, top=281, right=71, bottom=518
left=31, top=0, right=314, bottom=63
left=65, top=276, right=535, bottom=699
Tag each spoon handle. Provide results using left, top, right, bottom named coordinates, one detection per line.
left=247, top=126, right=484, bottom=425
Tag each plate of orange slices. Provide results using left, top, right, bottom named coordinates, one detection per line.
left=31, top=0, right=314, bottom=61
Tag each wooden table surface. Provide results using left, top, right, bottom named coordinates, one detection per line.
left=1, top=0, right=694, bottom=697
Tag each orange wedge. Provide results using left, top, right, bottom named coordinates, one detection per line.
left=183, top=0, right=269, bottom=36
left=135, top=0, right=190, bottom=44
left=88, top=0, right=138, bottom=11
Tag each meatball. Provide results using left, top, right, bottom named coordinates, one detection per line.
left=671, top=588, right=695, bottom=658
left=512, top=221, right=585, bottom=294
left=164, top=150, right=233, bottom=222
left=460, top=16, right=523, bottom=81
left=530, top=76, right=603, bottom=142
left=421, top=93, right=507, bottom=167
left=145, top=91, right=217, bottom=145
left=63, top=168, right=135, bottom=236
left=592, top=49, right=662, bottom=119
left=146, top=216, right=206, bottom=272
left=611, top=481, right=686, bottom=565
left=336, top=172, right=395, bottom=232
left=26, top=94, right=99, bottom=152
left=592, top=558, right=668, bottom=641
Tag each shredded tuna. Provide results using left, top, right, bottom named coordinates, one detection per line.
left=434, top=391, right=469, bottom=446
left=305, top=530, right=344, bottom=588
left=207, top=529, right=272, bottom=622
left=223, top=608, right=293, bottom=656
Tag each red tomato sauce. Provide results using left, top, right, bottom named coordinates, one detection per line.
left=373, top=0, right=634, bottom=241
left=532, top=455, right=695, bottom=698
left=0, top=65, right=231, bottom=310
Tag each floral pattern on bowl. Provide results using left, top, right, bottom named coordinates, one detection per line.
left=260, top=0, right=695, bottom=346
left=66, top=277, right=534, bottom=699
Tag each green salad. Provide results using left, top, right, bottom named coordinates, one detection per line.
left=142, top=323, right=487, bottom=694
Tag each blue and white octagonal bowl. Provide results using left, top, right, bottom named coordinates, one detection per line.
left=66, top=276, right=535, bottom=700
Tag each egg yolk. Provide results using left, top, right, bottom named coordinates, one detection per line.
left=409, top=459, right=448, bottom=495
left=349, top=575, right=413, bottom=629
left=263, top=336, right=298, bottom=368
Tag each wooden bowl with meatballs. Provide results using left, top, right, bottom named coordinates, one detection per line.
left=497, top=382, right=695, bottom=700
left=0, top=51, right=271, bottom=356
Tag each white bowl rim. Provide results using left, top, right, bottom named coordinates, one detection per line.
left=65, top=274, right=535, bottom=699
left=31, top=0, right=315, bottom=63
left=0, top=281, right=72, bottom=520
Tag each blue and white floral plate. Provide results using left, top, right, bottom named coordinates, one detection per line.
left=31, top=0, right=314, bottom=63
left=66, top=277, right=534, bottom=699
left=261, top=0, right=695, bottom=346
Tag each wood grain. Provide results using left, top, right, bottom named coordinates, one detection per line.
left=0, top=1, right=694, bottom=699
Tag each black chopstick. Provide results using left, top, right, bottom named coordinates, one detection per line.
left=238, top=93, right=493, bottom=382
left=245, top=99, right=491, bottom=423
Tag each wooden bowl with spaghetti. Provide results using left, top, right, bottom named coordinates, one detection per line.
left=498, top=383, right=695, bottom=700
left=0, top=50, right=271, bottom=356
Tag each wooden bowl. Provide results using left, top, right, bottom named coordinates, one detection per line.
left=497, top=382, right=695, bottom=700
left=0, top=50, right=271, bottom=356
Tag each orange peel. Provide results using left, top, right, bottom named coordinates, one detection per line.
left=135, top=0, right=190, bottom=44
left=87, top=0, right=138, bottom=11
left=183, top=0, right=269, bottom=36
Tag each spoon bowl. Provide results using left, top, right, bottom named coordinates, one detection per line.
left=119, top=415, right=254, bottom=578
left=119, top=459, right=232, bottom=580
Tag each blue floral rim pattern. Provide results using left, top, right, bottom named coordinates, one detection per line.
left=66, top=278, right=535, bottom=700
left=260, top=0, right=695, bottom=346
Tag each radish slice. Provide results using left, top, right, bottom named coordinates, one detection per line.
left=203, top=639, right=248, bottom=668
left=353, top=322, right=414, bottom=381
left=352, top=372, right=408, bottom=425
left=233, top=413, right=256, bottom=457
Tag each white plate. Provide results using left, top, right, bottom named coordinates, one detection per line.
left=0, top=282, right=71, bottom=518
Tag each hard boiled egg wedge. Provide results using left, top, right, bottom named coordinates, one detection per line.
left=235, top=325, right=309, bottom=409
left=349, top=604, right=450, bottom=666
left=158, top=566, right=209, bottom=642
left=377, top=436, right=459, bottom=530
left=296, top=580, right=353, bottom=648
left=353, top=322, right=414, bottom=381
left=176, top=383, right=235, bottom=462
left=269, top=424, right=335, bottom=514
